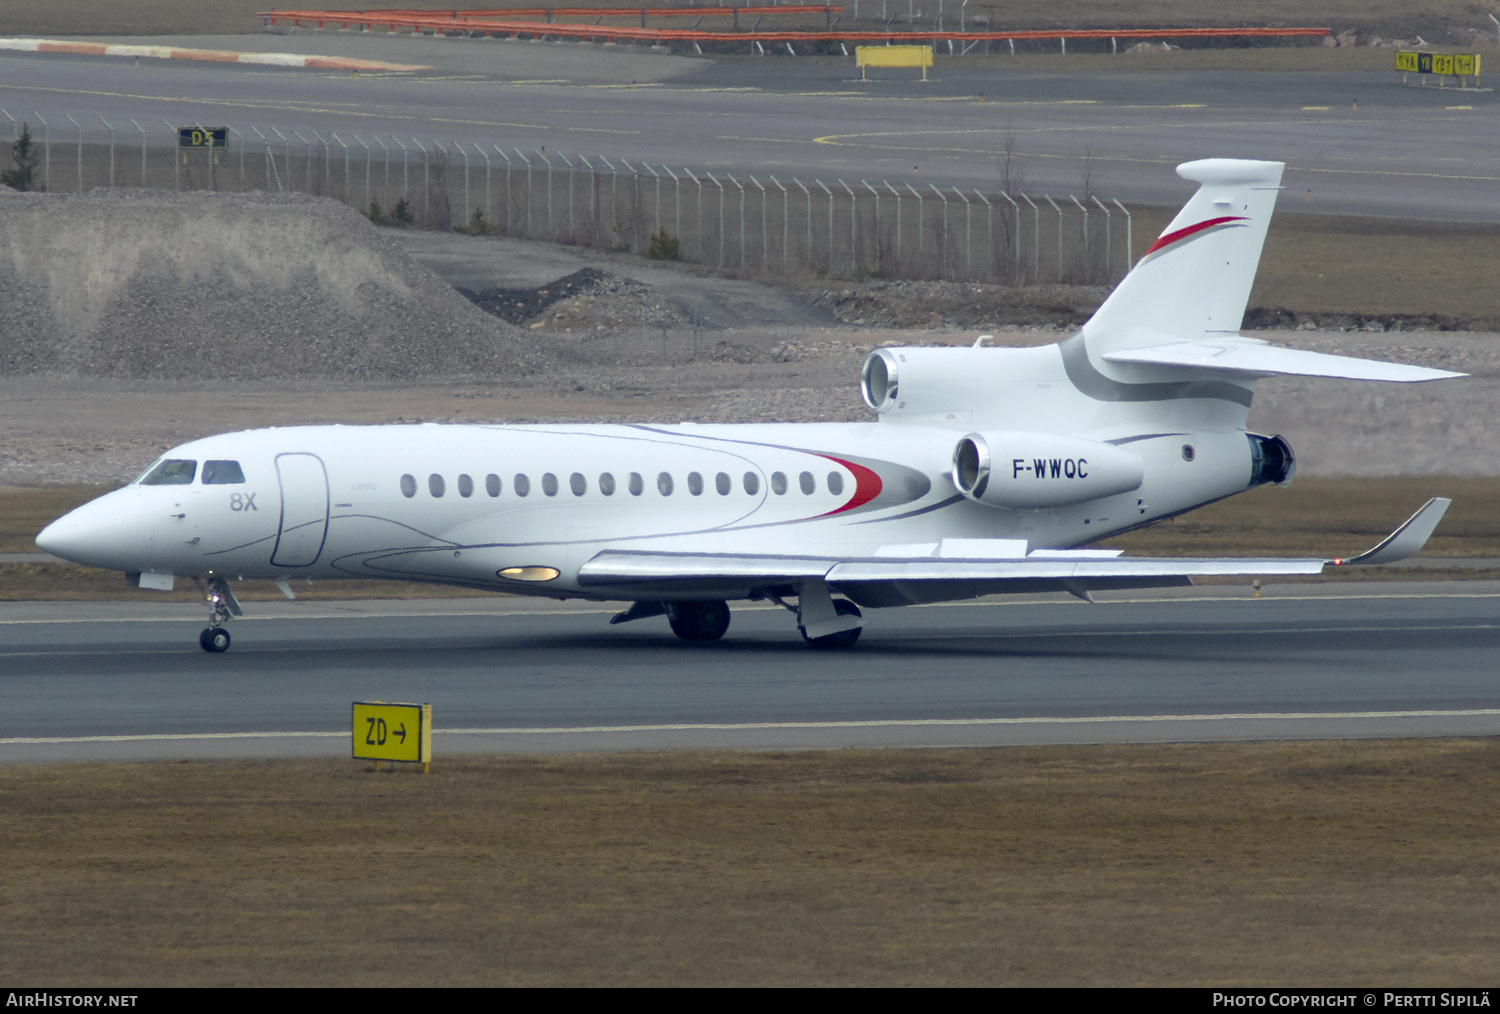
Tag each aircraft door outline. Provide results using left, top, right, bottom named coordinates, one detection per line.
left=270, top=452, right=330, bottom=567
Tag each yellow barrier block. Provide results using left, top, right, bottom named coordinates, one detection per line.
left=352, top=701, right=432, bottom=771
left=856, top=44, right=933, bottom=80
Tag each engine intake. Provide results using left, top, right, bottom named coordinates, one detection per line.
left=952, top=432, right=1145, bottom=509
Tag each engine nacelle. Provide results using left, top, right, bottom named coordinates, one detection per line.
left=952, top=431, right=1145, bottom=509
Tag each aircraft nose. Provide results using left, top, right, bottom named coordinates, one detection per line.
left=36, top=492, right=153, bottom=569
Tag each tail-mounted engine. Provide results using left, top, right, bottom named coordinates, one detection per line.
left=1247, top=432, right=1295, bottom=487
left=952, top=432, right=1145, bottom=509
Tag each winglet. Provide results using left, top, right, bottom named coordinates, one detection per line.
left=1331, top=498, right=1452, bottom=567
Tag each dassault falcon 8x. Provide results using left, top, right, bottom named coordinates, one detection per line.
left=37, top=159, right=1463, bottom=651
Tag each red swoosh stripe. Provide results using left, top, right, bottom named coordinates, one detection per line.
left=821, top=456, right=884, bottom=516
left=1143, top=215, right=1248, bottom=256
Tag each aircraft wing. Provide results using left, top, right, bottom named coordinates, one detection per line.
left=1102, top=341, right=1465, bottom=382
left=577, top=499, right=1451, bottom=606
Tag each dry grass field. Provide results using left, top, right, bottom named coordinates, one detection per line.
left=2, top=740, right=1497, bottom=986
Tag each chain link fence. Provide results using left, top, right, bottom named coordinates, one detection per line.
left=1, top=107, right=1138, bottom=286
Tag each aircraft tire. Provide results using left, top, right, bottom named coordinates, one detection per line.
left=801, top=599, right=863, bottom=650
left=200, top=627, right=231, bottom=653
left=667, top=600, right=731, bottom=642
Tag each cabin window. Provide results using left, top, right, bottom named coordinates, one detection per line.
left=570, top=472, right=587, bottom=496
left=687, top=471, right=704, bottom=496
left=628, top=472, right=644, bottom=496
left=799, top=471, right=816, bottom=495
left=140, top=459, right=197, bottom=486
left=827, top=471, right=844, bottom=495
left=771, top=471, right=788, bottom=495
left=201, top=460, right=245, bottom=485
left=400, top=474, right=417, bottom=498
left=542, top=472, right=559, bottom=497
left=514, top=473, right=531, bottom=497
left=486, top=474, right=501, bottom=497
left=599, top=472, right=616, bottom=496
left=428, top=474, right=446, bottom=498
left=715, top=472, right=731, bottom=495
left=657, top=471, right=674, bottom=496
left=457, top=473, right=474, bottom=498
left=743, top=472, right=760, bottom=495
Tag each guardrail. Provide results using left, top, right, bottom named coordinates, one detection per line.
left=0, top=105, right=1136, bottom=288
left=260, top=9, right=1330, bottom=48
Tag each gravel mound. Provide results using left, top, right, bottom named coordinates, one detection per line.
left=0, top=189, right=541, bottom=380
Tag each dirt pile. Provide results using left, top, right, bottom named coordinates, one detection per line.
left=812, top=281, right=1111, bottom=331
left=461, top=267, right=694, bottom=331
left=0, top=189, right=541, bottom=381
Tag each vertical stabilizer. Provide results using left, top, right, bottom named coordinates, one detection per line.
left=1081, top=159, right=1284, bottom=355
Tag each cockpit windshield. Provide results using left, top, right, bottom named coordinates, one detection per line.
left=138, top=459, right=197, bottom=486
left=202, top=460, right=246, bottom=485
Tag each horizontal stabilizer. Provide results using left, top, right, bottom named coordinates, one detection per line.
left=1103, top=341, right=1465, bottom=382
left=1332, top=497, right=1451, bottom=567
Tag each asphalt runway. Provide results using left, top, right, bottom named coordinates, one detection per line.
left=1, top=35, right=1497, bottom=218
left=3, top=583, right=1497, bottom=762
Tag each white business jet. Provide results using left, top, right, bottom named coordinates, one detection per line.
left=37, top=159, right=1462, bottom=652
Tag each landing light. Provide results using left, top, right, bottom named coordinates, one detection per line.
left=498, top=566, right=560, bottom=582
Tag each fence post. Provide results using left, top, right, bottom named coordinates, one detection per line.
left=374, top=136, right=390, bottom=207
left=816, top=180, right=833, bottom=272
left=930, top=184, right=949, bottom=277
left=30, top=111, right=48, bottom=192
left=707, top=171, right=725, bottom=267
left=494, top=146, right=512, bottom=232
left=479, top=144, right=492, bottom=225
left=770, top=175, right=788, bottom=273
left=129, top=118, right=145, bottom=187
left=538, top=148, right=552, bottom=235
left=270, top=127, right=292, bottom=191
left=728, top=174, right=745, bottom=267
left=1044, top=194, right=1062, bottom=282
left=751, top=176, right=767, bottom=269
left=414, top=138, right=430, bottom=219
left=840, top=180, right=857, bottom=273
left=953, top=187, right=971, bottom=277
left=999, top=191, right=1018, bottom=281
left=644, top=163, right=661, bottom=235
left=663, top=164, right=681, bottom=241
left=1092, top=196, right=1111, bottom=281
left=794, top=179, right=811, bottom=271
left=685, top=168, right=702, bottom=261
left=1071, top=194, right=1088, bottom=281
left=515, top=148, right=533, bottom=236
left=98, top=116, right=114, bottom=189
left=65, top=115, right=81, bottom=194
left=559, top=152, right=575, bottom=235
left=1113, top=198, right=1132, bottom=270
left=336, top=133, right=351, bottom=203
left=164, top=118, right=179, bottom=191
left=886, top=182, right=902, bottom=270
left=578, top=154, right=596, bottom=244
left=454, top=141, right=470, bottom=220
left=598, top=154, right=615, bottom=245
left=354, top=134, right=371, bottom=210
left=1020, top=193, right=1039, bottom=281
left=905, top=183, right=923, bottom=262
left=232, top=126, right=244, bottom=190
left=863, top=180, right=880, bottom=272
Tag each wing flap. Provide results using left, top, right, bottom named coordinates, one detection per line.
left=1103, top=341, right=1465, bottom=382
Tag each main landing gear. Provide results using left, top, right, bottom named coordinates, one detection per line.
left=666, top=600, right=732, bottom=642
left=193, top=576, right=243, bottom=653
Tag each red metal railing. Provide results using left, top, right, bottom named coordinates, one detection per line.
left=260, top=9, right=1330, bottom=45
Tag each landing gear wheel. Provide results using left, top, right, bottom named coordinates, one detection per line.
left=199, top=627, right=231, bottom=653
left=800, top=599, right=863, bottom=650
left=667, top=600, right=731, bottom=642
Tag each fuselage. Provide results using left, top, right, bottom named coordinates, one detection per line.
left=37, top=341, right=1274, bottom=602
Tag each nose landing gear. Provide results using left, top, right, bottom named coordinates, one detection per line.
left=193, top=576, right=243, bottom=653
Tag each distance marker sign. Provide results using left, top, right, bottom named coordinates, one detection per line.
left=352, top=701, right=431, bottom=769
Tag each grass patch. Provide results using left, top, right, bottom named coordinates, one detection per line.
left=2, top=740, right=1498, bottom=985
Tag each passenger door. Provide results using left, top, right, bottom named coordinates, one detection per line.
left=270, top=452, right=330, bottom=568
